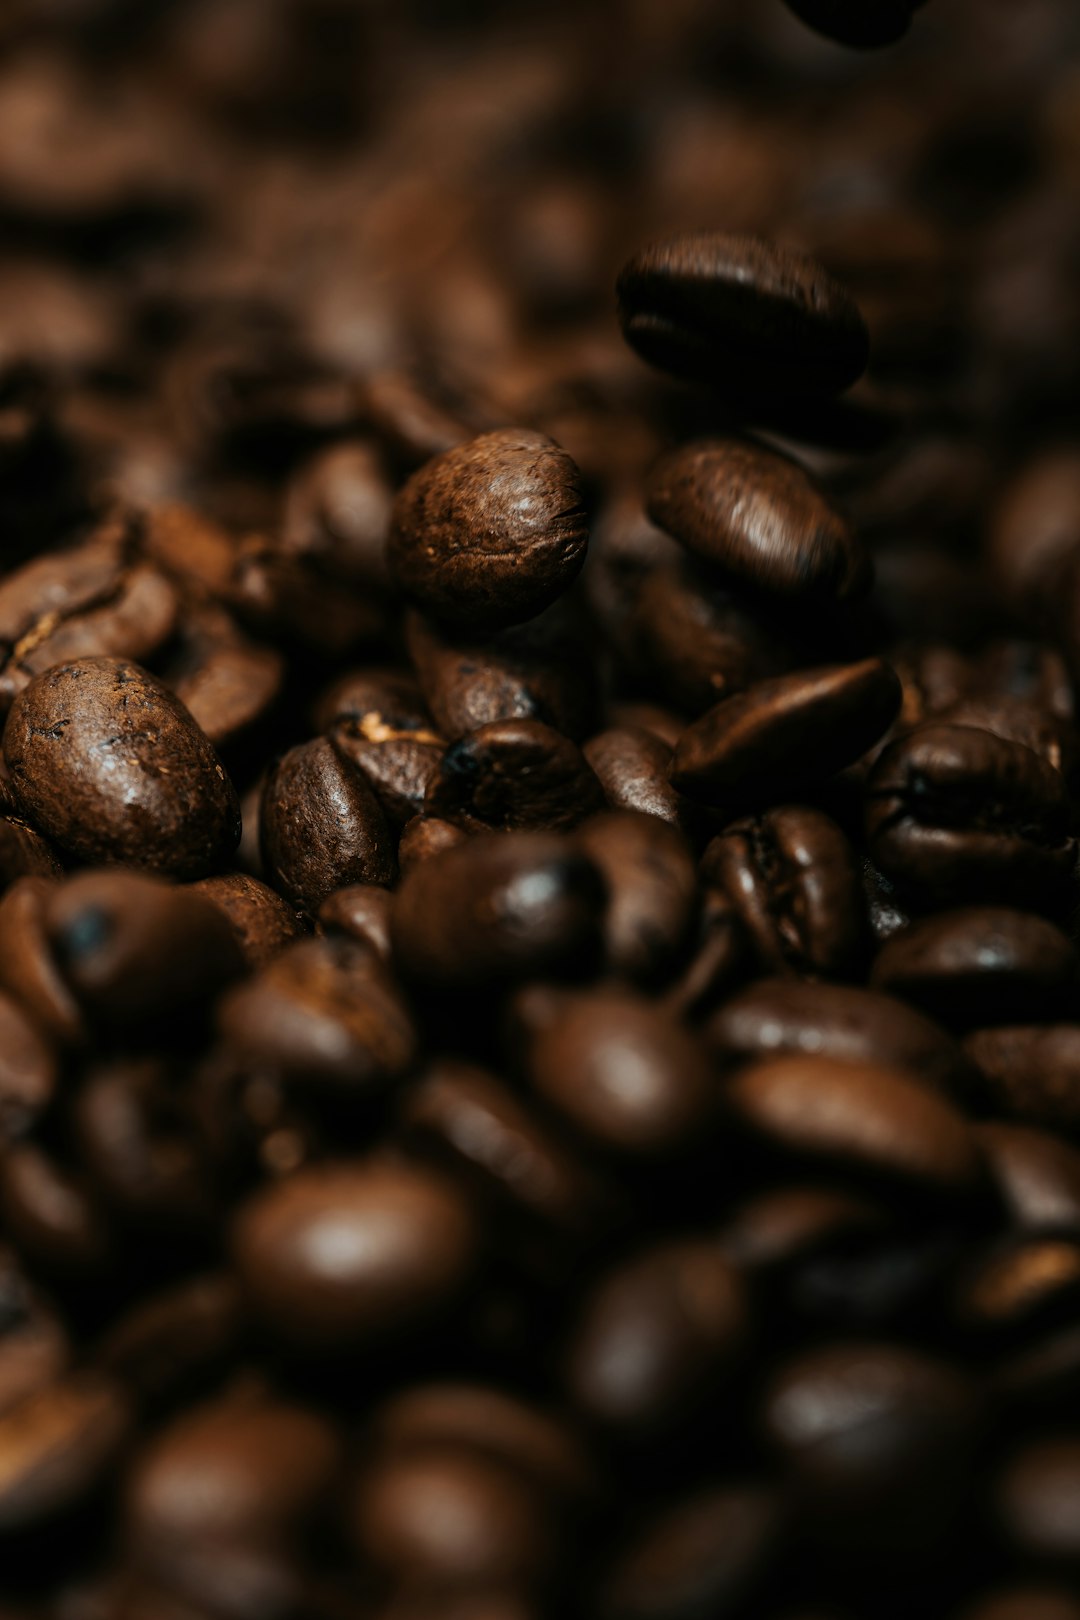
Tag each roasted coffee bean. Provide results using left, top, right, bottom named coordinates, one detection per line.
left=218, top=935, right=416, bottom=1095
left=762, top=1344, right=975, bottom=1557
left=584, top=727, right=697, bottom=836
left=0, top=1375, right=129, bottom=1531
left=721, top=1184, right=883, bottom=1274
left=780, top=0, right=920, bottom=49
left=396, top=815, right=468, bottom=875
left=864, top=724, right=1076, bottom=913
left=388, top=429, right=589, bottom=634
left=0, top=992, right=56, bottom=1142
left=707, top=978, right=974, bottom=1096
left=646, top=438, right=867, bottom=601
left=870, top=908, right=1079, bottom=1028
left=596, top=1485, right=779, bottom=1620
left=517, top=988, right=716, bottom=1160
left=230, top=1160, right=480, bottom=1352
left=188, top=873, right=306, bottom=968
left=260, top=737, right=395, bottom=914
left=989, top=450, right=1080, bottom=618
left=4, top=659, right=241, bottom=880
left=406, top=603, right=600, bottom=743
left=964, top=1026, right=1080, bottom=1132
left=73, top=1060, right=214, bottom=1230
left=162, top=605, right=284, bottom=756
left=726, top=1056, right=980, bottom=1199
left=573, top=812, right=698, bottom=985
left=954, top=1237, right=1080, bottom=1342
left=565, top=1238, right=747, bottom=1436
left=0, top=878, right=85, bottom=1048
left=0, top=1144, right=111, bottom=1277
left=281, top=440, right=395, bottom=590
left=0, top=1249, right=69, bottom=1418
left=318, top=669, right=444, bottom=829
left=671, top=660, right=901, bottom=805
left=616, top=233, right=869, bottom=395
left=976, top=1123, right=1080, bottom=1234
left=98, top=1275, right=242, bottom=1408
left=391, top=833, right=606, bottom=991
left=996, top=1437, right=1080, bottom=1565
left=0, top=783, right=63, bottom=893
left=317, top=884, right=393, bottom=960
left=703, top=806, right=864, bottom=980
left=425, top=719, right=604, bottom=833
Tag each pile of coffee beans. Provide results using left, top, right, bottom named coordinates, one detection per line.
left=2, top=1, right=1080, bottom=1616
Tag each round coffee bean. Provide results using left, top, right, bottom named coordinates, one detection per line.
left=188, top=873, right=307, bottom=968
left=977, top=1123, right=1080, bottom=1234
left=282, top=439, right=395, bottom=590
left=584, top=727, right=696, bottom=835
left=3, top=658, right=240, bottom=879
left=396, top=814, right=468, bottom=875
left=997, top=1437, right=1080, bottom=1564
left=616, top=232, right=869, bottom=394
left=391, top=832, right=606, bottom=991
left=574, top=811, right=698, bottom=985
left=565, top=1239, right=747, bottom=1435
left=425, top=719, right=604, bottom=833
left=388, top=429, right=589, bottom=633
left=671, top=660, right=901, bottom=805
left=518, top=988, right=716, bottom=1159
left=317, top=884, right=393, bottom=960
left=230, top=1160, right=480, bottom=1352
left=646, top=438, right=867, bottom=601
left=260, top=737, right=396, bottom=914
left=726, top=1055, right=980, bottom=1198
left=964, top=1026, right=1080, bottom=1132
left=870, top=908, right=1079, bottom=1028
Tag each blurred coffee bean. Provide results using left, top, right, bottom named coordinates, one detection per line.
left=317, top=884, right=393, bottom=960
left=0, top=1375, right=129, bottom=1532
left=574, top=811, right=698, bottom=985
left=996, top=1436, right=1080, bottom=1565
left=188, top=873, right=306, bottom=968
left=425, top=719, right=604, bottom=833
left=977, top=1123, right=1080, bottom=1234
left=965, top=1025, right=1080, bottom=1132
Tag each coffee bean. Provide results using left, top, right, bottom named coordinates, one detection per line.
left=660, top=890, right=748, bottom=1021
left=188, top=873, right=307, bottom=967
left=870, top=908, right=1079, bottom=1028
left=230, top=1160, right=480, bottom=1351
left=726, top=1055, right=980, bottom=1199
left=721, top=1184, right=883, bottom=1274
left=616, top=233, right=869, bottom=394
left=671, top=660, right=901, bottom=805
left=388, top=429, right=589, bottom=633
left=646, top=438, right=867, bottom=600
left=0, top=878, right=85, bottom=1048
left=573, top=811, right=698, bottom=985
left=977, top=1123, right=1080, bottom=1234
left=780, top=0, right=919, bottom=49
left=98, top=1275, right=242, bottom=1408
left=0, top=1250, right=69, bottom=1419
left=317, top=883, right=393, bottom=959
left=0, top=1143, right=111, bottom=1278
left=997, top=1436, right=1080, bottom=1564
left=703, top=805, right=864, bottom=979
left=517, top=988, right=716, bottom=1159
left=865, top=724, right=1076, bottom=912
left=0, top=1375, right=129, bottom=1530
left=0, top=992, right=56, bottom=1142
left=396, top=814, right=468, bottom=875
left=955, top=1238, right=1080, bottom=1342
left=565, top=1239, right=747, bottom=1435
left=425, top=719, right=604, bottom=833
left=584, top=727, right=698, bottom=835
left=4, top=659, right=241, bottom=880
left=72, top=1059, right=213, bottom=1230
left=318, top=669, right=444, bottom=828
left=964, top=1025, right=1080, bottom=1131
left=391, top=833, right=606, bottom=991
left=260, top=736, right=395, bottom=914
left=282, top=440, right=395, bottom=590
left=163, top=605, right=283, bottom=755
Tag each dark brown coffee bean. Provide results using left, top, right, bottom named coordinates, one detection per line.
left=646, top=438, right=867, bottom=601
left=977, top=1123, right=1080, bottom=1234
left=317, top=884, right=393, bottom=960
left=597, top=1485, right=779, bottom=1620
left=425, top=719, right=604, bottom=833
left=282, top=440, right=394, bottom=590
left=864, top=724, right=1076, bottom=912
left=954, top=1238, right=1080, bottom=1341
left=708, top=978, right=975, bottom=1095
left=565, top=1238, right=747, bottom=1436
left=660, top=890, right=748, bottom=1021
left=584, top=727, right=697, bottom=836
left=4, top=659, right=241, bottom=880
left=388, top=429, right=589, bottom=633
left=319, top=669, right=444, bottom=829
left=671, top=660, right=901, bottom=805
left=260, top=737, right=396, bottom=914
left=188, top=873, right=306, bottom=968
left=401, top=1061, right=619, bottom=1245
left=617, top=232, right=868, bottom=394
left=391, top=833, right=605, bottom=991
left=397, top=815, right=468, bottom=875
left=703, top=806, right=864, bottom=980
left=0, top=784, right=63, bottom=894
left=0, top=1375, right=129, bottom=1530
left=573, top=811, right=698, bottom=985
left=870, top=908, right=1079, bottom=1028
left=997, top=1437, right=1080, bottom=1564
left=72, top=1059, right=213, bottom=1230
left=361, top=368, right=479, bottom=468
left=230, top=1160, right=480, bottom=1352
left=347, top=1445, right=556, bottom=1590
left=0, top=991, right=56, bottom=1142
left=218, top=936, right=417, bottom=1095
left=518, top=988, right=716, bottom=1159
left=163, top=605, right=284, bottom=756
left=934, top=695, right=1078, bottom=784
left=780, top=0, right=918, bottom=49
left=726, top=1056, right=980, bottom=1198
left=98, top=1275, right=242, bottom=1408
left=964, top=1026, right=1080, bottom=1132
left=230, top=536, right=387, bottom=656
left=721, top=1184, right=883, bottom=1274
left=0, top=878, right=84, bottom=1048
left=0, top=1249, right=69, bottom=1419
left=989, top=450, right=1080, bottom=621
left=406, top=603, right=600, bottom=743
left=762, top=1344, right=975, bottom=1557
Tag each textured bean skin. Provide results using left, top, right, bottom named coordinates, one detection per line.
left=3, top=658, right=240, bottom=879
left=260, top=737, right=396, bottom=914
left=388, top=429, right=589, bottom=633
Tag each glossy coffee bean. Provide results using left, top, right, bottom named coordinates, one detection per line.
left=703, top=806, right=864, bottom=979
left=518, top=988, right=717, bottom=1159
left=260, top=737, right=396, bottom=914
left=388, top=429, right=589, bottom=633
left=865, top=724, right=1076, bottom=912
left=977, top=1123, right=1080, bottom=1234
left=391, top=833, right=606, bottom=991
left=317, top=883, right=393, bottom=960
left=780, top=0, right=919, bottom=49
left=188, top=873, right=307, bottom=967
left=870, top=908, right=1079, bottom=1028
left=230, top=1160, right=480, bottom=1352
left=726, top=1056, right=980, bottom=1199
left=616, top=232, right=868, bottom=395
left=574, top=811, right=698, bottom=985
left=997, top=1437, right=1080, bottom=1564
left=584, top=727, right=696, bottom=835
left=0, top=1375, right=129, bottom=1530
left=396, top=814, right=468, bottom=875
left=425, top=719, right=604, bottom=833
left=565, top=1239, right=747, bottom=1436
left=965, top=1026, right=1080, bottom=1131
left=671, top=660, right=901, bottom=805
left=4, top=659, right=240, bottom=880
left=646, top=438, right=867, bottom=601
left=319, top=669, right=444, bottom=829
